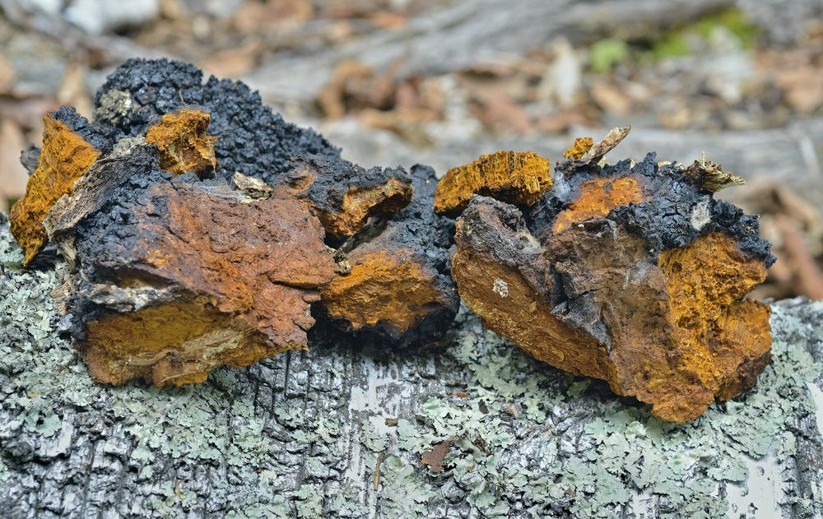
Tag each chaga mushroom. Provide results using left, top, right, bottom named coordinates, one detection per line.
left=434, top=150, right=553, bottom=215
left=270, top=155, right=413, bottom=243
left=444, top=128, right=774, bottom=423
left=92, top=58, right=342, bottom=184
left=96, top=58, right=413, bottom=242
left=320, top=165, right=459, bottom=347
left=10, top=58, right=457, bottom=386
left=45, top=145, right=337, bottom=386
left=10, top=108, right=108, bottom=266
left=144, top=109, right=218, bottom=175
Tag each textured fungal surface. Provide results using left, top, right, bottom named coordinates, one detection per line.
left=434, top=150, right=552, bottom=215
left=9, top=109, right=103, bottom=266
left=7, top=58, right=458, bottom=387
left=272, top=155, right=413, bottom=242
left=1, top=221, right=822, bottom=518
left=446, top=128, right=775, bottom=423
left=93, top=58, right=341, bottom=183
left=45, top=146, right=337, bottom=386
left=144, top=109, right=218, bottom=176
left=321, top=165, right=459, bottom=347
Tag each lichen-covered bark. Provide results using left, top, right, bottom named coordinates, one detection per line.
left=1, top=221, right=822, bottom=518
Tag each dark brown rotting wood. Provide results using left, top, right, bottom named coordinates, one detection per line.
left=421, top=438, right=452, bottom=473
left=683, top=153, right=745, bottom=192
left=569, top=125, right=630, bottom=168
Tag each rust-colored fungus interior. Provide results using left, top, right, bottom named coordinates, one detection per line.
left=10, top=115, right=100, bottom=265
left=434, top=150, right=552, bottom=214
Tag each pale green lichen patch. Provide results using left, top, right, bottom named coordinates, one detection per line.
left=366, top=307, right=823, bottom=518
left=380, top=454, right=437, bottom=516
left=1, top=217, right=822, bottom=517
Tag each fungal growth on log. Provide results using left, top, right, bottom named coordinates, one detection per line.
left=7, top=58, right=773, bottom=423
left=10, top=108, right=104, bottom=266
left=44, top=147, right=338, bottom=386
left=271, top=155, right=414, bottom=243
left=434, top=150, right=553, bottom=215
left=320, top=164, right=459, bottom=347
left=10, top=58, right=457, bottom=385
left=144, top=109, right=218, bottom=175
left=442, top=128, right=774, bottom=423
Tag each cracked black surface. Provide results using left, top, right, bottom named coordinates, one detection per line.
left=288, top=153, right=412, bottom=239
left=95, top=58, right=341, bottom=184
left=528, top=152, right=774, bottom=266
left=322, top=164, right=459, bottom=348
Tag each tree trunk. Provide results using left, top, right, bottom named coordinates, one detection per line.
left=1, top=219, right=822, bottom=518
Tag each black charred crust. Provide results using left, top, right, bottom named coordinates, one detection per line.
left=322, top=164, right=459, bottom=348
left=292, top=154, right=412, bottom=217
left=43, top=59, right=458, bottom=350
left=708, top=201, right=774, bottom=265
left=61, top=148, right=275, bottom=344
left=460, top=196, right=536, bottom=269
left=389, top=165, right=455, bottom=277
left=74, top=160, right=171, bottom=281
left=314, top=295, right=457, bottom=350
left=526, top=190, right=565, bottom=238
left=51, top=147, right=176, bottom=340
left=93, top=58, right=341, bottom=184
left=609, top=154, right=774, bottom=266
left=50, top=106, right=115, bottom=154
left=527, top=152, right=774, bottom=266
left=388, top=164, right=460, bottom=345
left=337, top=164, right=456, bottom=279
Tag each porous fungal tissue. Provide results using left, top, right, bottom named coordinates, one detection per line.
left=9, top=59, right=773, bottom=422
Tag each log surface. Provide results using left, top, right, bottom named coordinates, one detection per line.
left=1, top=218, right=822, bottom=518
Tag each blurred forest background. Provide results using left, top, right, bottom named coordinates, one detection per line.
left=0, top=0, right=822, bottom=300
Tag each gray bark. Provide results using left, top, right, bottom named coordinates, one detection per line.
left=1, top=217, right=823, bottom=518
